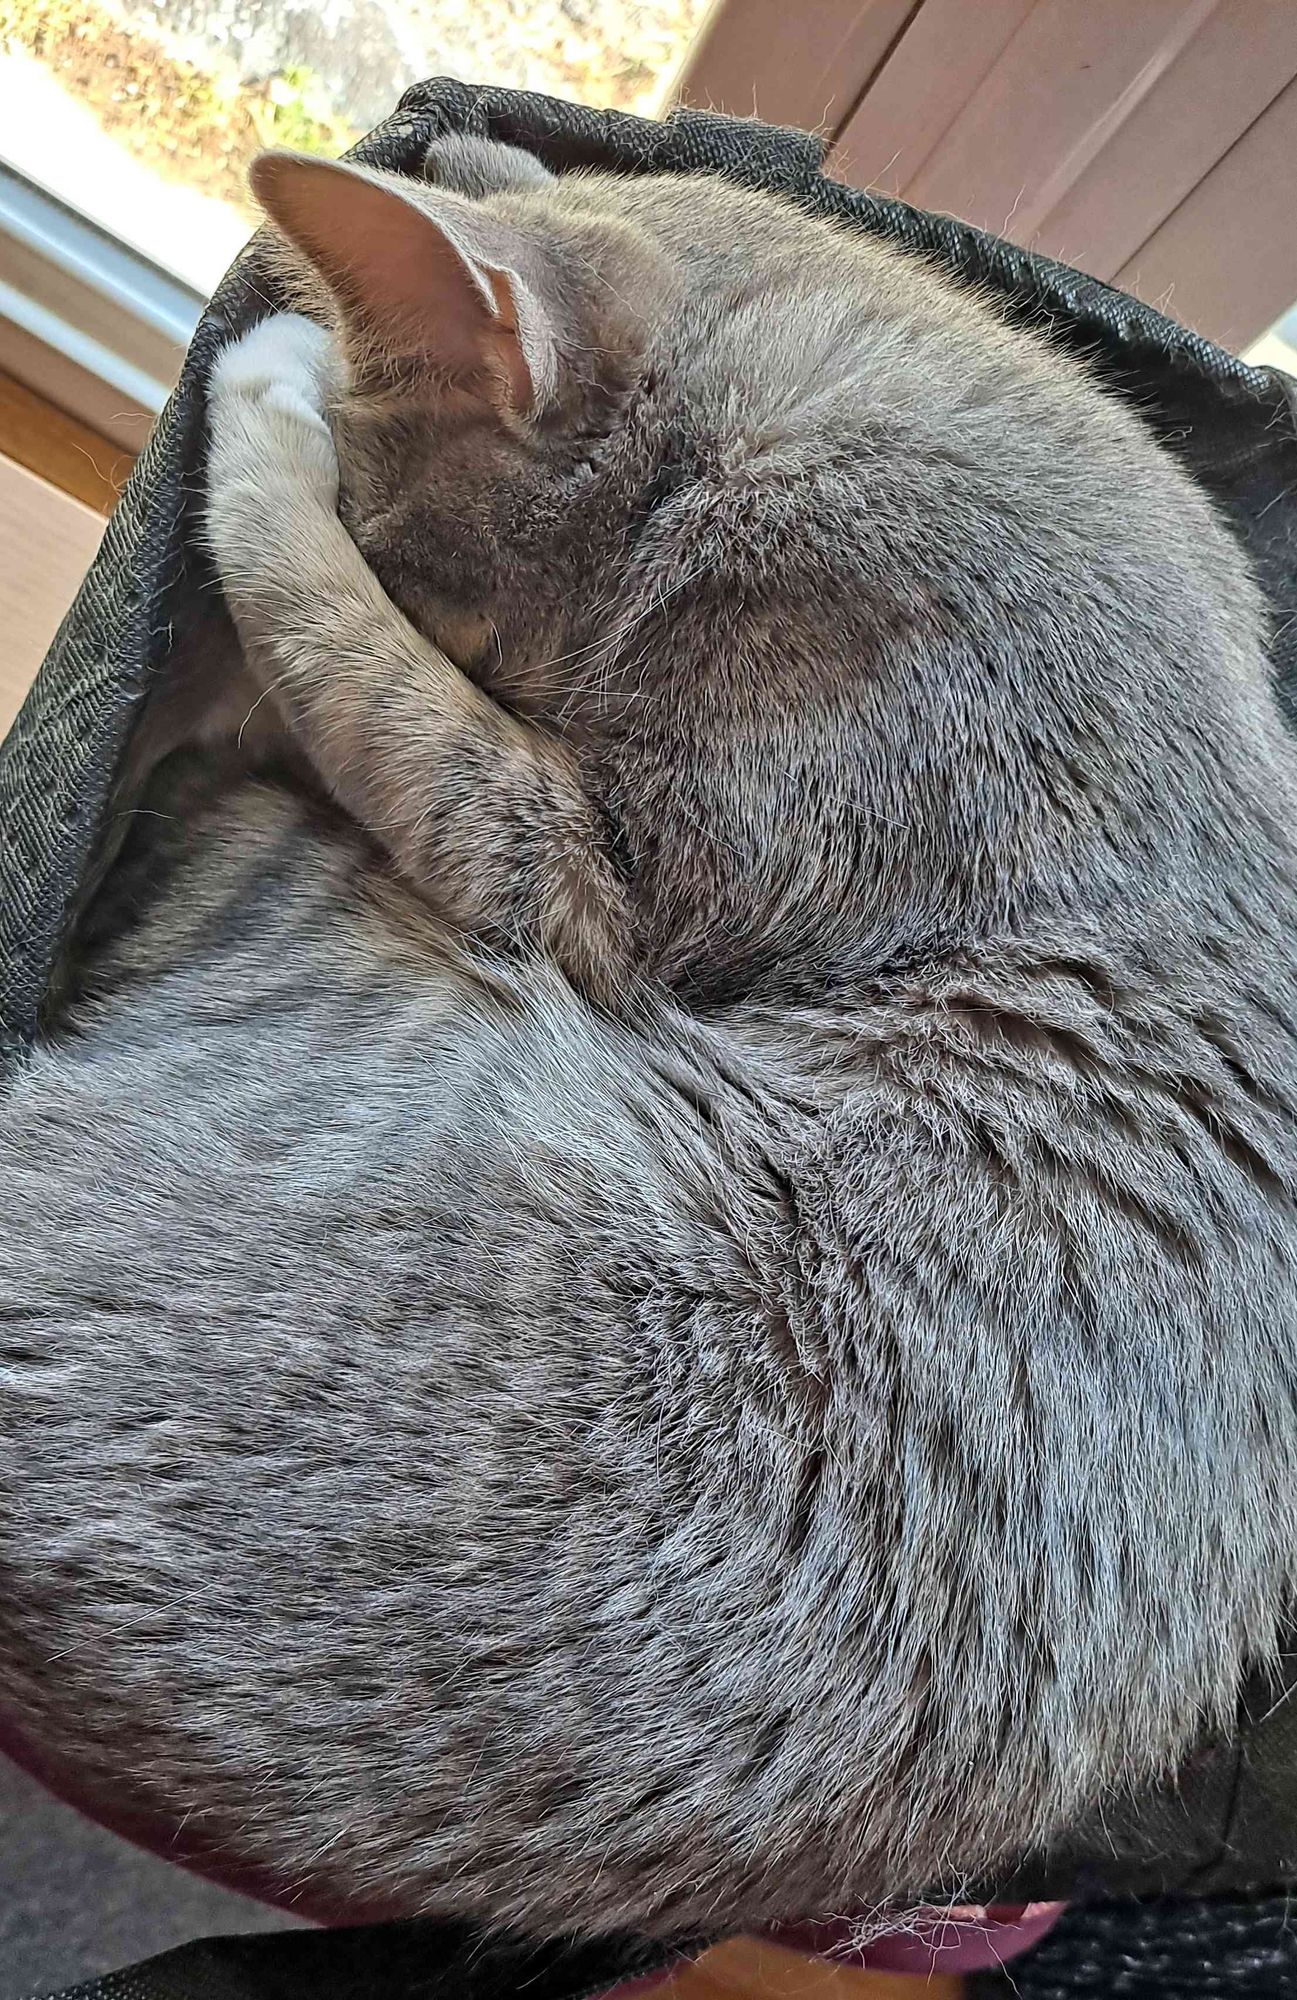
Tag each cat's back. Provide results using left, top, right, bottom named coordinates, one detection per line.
left=7, top=752, right=1297, bottom=1928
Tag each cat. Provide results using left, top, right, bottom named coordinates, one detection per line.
left=3, top=130, right=1297, bottom=1939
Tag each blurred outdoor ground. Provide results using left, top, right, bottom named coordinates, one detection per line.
left=0, top=0, right=705, bottom=288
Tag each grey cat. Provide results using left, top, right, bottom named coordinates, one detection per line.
left=3, top=131, right=1297, bottom=1938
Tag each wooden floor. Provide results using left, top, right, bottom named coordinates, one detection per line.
left=0, top=370, right=116, bottom=732
left=0, top=373, right=967, bottom=2000
left=670, top=1936, right=964, bottom=2000
left=0, top=449, right=105, bottom=733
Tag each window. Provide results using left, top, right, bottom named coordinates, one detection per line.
left=3, top=0, right=706, bottom=292
left=0, top=0, right=705, bottom=438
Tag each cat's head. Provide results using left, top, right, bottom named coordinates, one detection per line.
left=251, top=136, right=686, bottom=710
left=250, top=136, right=1279, bottom=998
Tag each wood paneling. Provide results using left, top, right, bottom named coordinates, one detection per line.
left=673, top=0, right=1297, bottom=350
left=666, top=1936, right=965, bottom=2000
left=1023, top=0, right=1297, bottom=279
left=892, top=0, right=1220, bottom=243
left=1115, top=72, right=1297, bottom=348
left=670, top=0, right=921, bottom=141
left=0, top=369, right=130, bottom=515
left=833, top=0, right=1034, bottom=197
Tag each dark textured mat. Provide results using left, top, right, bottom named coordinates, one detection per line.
left=972, top=1896, right=1297, bottom=1999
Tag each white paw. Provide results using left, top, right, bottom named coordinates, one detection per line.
left=207, top=312, right=343, bottom=539
left=210, top=313, right=340, bottom=437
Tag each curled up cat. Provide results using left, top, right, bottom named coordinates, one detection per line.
left=3, top=132, right=1297, bottom=1937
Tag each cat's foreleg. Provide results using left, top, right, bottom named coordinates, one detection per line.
left=205, top=313, right=630, bottom=1001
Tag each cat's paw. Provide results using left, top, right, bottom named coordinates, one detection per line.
left=208, top=313, right=341, bottom=513
left=211, top=313, right=338, bottom=433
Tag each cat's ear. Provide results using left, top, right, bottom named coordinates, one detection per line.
left=249, top=150, right=558, bottom=415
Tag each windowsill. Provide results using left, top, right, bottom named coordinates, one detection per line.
left=0, top=153, right=206, bottom=450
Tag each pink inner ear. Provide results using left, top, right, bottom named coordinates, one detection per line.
left=484, top=267, right=541, bottom=412
left=252, top=151, right=544, bottom=414
left=344, top=204, right=498, bottom=374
